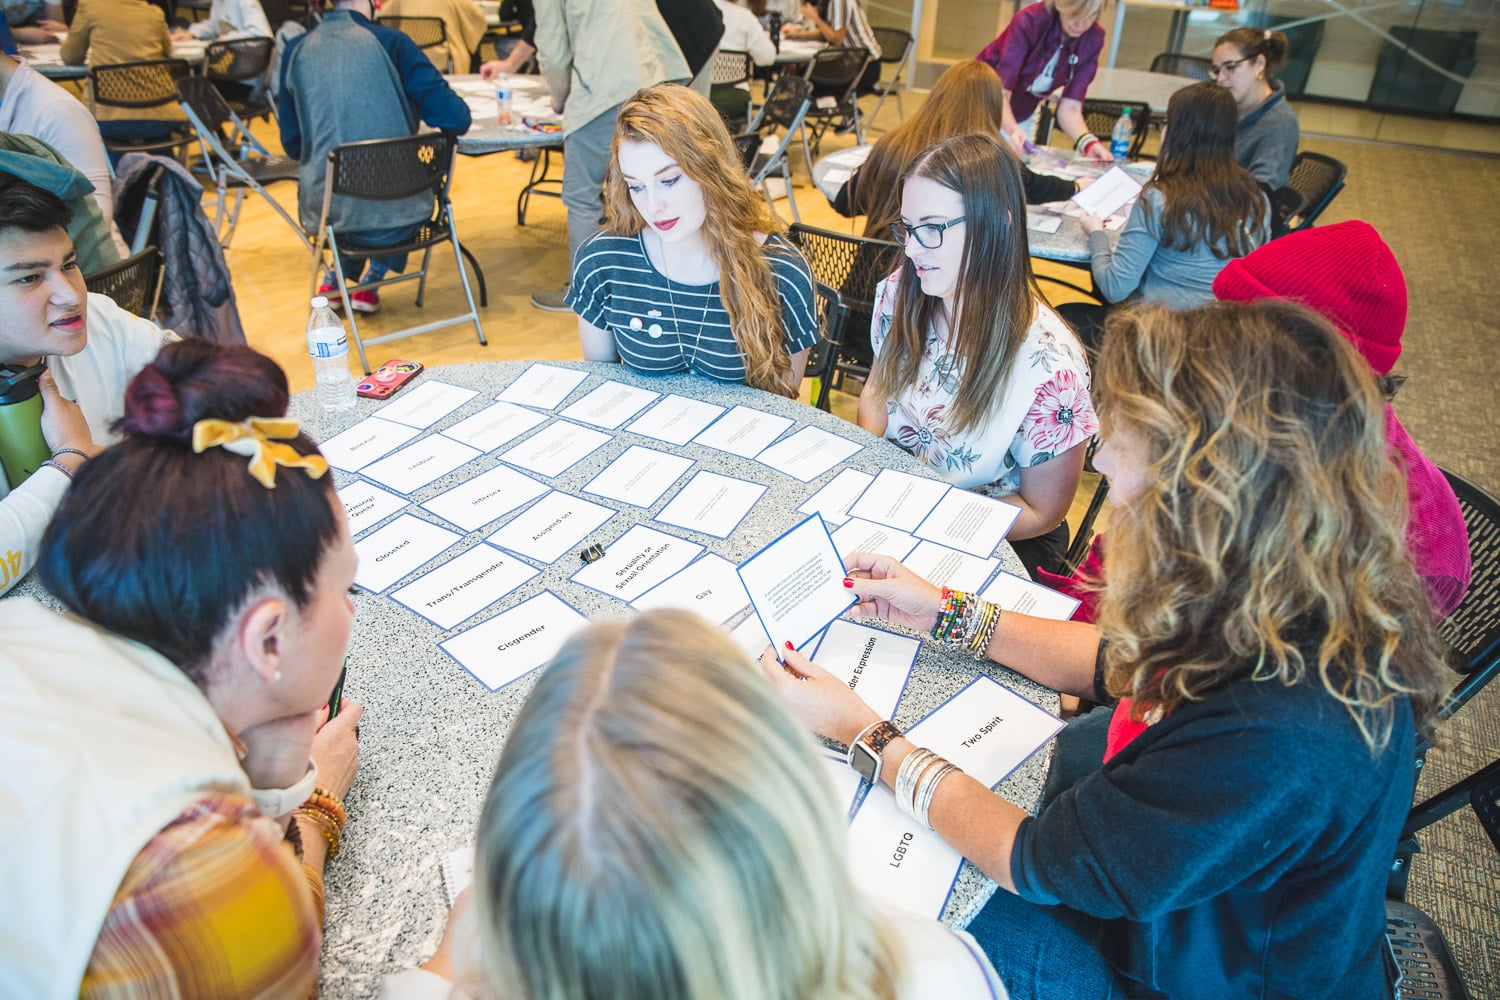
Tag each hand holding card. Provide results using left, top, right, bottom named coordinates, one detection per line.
left=737, top=514, right=856, bottom=658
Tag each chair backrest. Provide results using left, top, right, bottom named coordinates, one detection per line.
left=62, top=0, right=77, bottom=24
left=377, top=14, right=447, bottom=50
left=1081, top=99, right=1151, bottom=158
left=712, top=49, right=752, bottom=87
left=176, top=74, right=236, bottom=135
left=84, top=246, right=163, bottom=319
left=326, top=132, right=454, bottom=204
left=1148, top=52, right=1214, bottom=81
left=1435, top=468, right=1500, bottom=723
left=750, top=75, right=813, bottom=135
left=89, top=59, right=194, bottom=111
left=787, top=223, right=899, bottom=365
left=871, top=26, right=913, bottom=66
left=804, top=46, right=870, bottom=102
left=732, top=132, right=761, bottom=174
left=1285, top=151, right=1347, bottom=231
left=1268, top=184, right=1308, bottom=239
left=204, top=37, right=274, bottom=83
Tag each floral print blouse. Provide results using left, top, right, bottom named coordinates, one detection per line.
left=869, top=275, right=1098, bottom=496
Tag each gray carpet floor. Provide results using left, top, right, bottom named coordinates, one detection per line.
left=1300, top=133, right=1498, bottom=999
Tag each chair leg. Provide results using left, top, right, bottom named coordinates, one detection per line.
left=414, top=246, right=434, bottom=308
left=458, top=241, right=488, bottom=307
left=446, top=216, right=488, bottom=348
left=782, top=161, right=800, bottom=224
left=325, top=233, right=371, bottom=375
left=223, top=185, right=247, bottom=250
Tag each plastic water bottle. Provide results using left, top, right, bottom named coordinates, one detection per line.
left=306, top=296, right=357, bottom=413
left=495, top=73, right=514, bottom=127
left=1110, top=114, right=1133, bottom=161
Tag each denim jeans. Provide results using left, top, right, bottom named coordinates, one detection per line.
left=966, top=890, right=1139, bottom=1000
left=335, top=222, right=422, bottom=282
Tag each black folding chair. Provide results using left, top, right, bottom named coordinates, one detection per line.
left=860, top=26, right=913, bottom=128
left=801, top=46, right=872, bottom=159
left=84, top=247, right=163, bottom=320
left=1148, top=52, right=1214, bottom=81
left=1282, top=151, right=1347, bottom=233
left=177, top=76, right=306, bottom=249
left=88, top=59, right=196, bottom=160
left=711, top=49, right=755, bottom=131
left=377, top=14, right=451, bottom=71
left=204, top=37, right=276, bottom=122
left=310, top=133, right=487, bottom=373
left=739, top=75, right=814, bottom=223
left=1037, top=98, right=1151, bottom=160
left=786, top=223, right=900, bottom=410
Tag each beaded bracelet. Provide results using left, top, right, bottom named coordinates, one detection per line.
left=38, top=459, right=75, bottom=480
left=304, top=787, right=348, bottom=829
left=294, top=807, right=341, bottom=859
left=1073, top=131, right=1099, bottom=153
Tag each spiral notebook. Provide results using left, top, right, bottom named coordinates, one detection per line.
left=440, top=845, right=474, bottom=906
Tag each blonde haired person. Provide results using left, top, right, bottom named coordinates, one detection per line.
left=765, top=300, right=1454, bottom=999
left=567, top=84, right=818, bottom=397
left=861, top=131, right=1096, bottom=576
left=977, top=0, right=1110, bottom=161
left=382, top=610, right=1007, bottom=1000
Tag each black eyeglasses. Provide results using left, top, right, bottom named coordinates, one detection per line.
left=1211, top=56, right=1247, bottom=77
left=890, top=217, right=966, bottom=250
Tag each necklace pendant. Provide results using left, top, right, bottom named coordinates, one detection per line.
left=629, top=316, right=643, bottom=331
left=648, top=323, right=664, bottom=339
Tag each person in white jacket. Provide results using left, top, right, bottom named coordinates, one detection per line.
left=0, top=53, right=128, bottom=257
left=0, top=180, right=173, bottom=595
left=173, top=0, right=272, bottom=40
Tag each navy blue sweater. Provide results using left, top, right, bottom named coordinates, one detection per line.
left=1012, top=672, right=1411, bottom=998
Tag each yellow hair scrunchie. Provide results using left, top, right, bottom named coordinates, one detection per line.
left=192, top=417, right=330, bottom=489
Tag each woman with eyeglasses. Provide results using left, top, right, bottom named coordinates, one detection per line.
left=1212, top=27, right=1298, bottom=189
left=858, top=132, right=1096, bottom=577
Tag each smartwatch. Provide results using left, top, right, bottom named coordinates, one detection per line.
left=847, top=720, right=902, bottom=784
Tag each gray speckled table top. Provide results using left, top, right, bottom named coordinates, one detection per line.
left=288, top=361, right=1057, bottom=998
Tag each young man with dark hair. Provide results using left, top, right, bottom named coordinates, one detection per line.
left=0, top=180, right=173, bottom=594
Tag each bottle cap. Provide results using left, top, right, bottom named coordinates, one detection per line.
left=311, top=295, right=329, bottom=308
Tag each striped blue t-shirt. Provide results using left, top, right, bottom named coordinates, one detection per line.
left=567, top=231, right=821, bottom=385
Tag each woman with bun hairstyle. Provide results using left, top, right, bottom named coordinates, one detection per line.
left=568, top=84, right=819, bottom=397
left=0, top=339, right=361, bottom=997
left=834, top=60, right=1084, bottom=240
left=1213, top=26, right=1300, bottom=188
left=765, top=300, right=1453, bottom=999
left=384, top=610, right=1006, bottom=1000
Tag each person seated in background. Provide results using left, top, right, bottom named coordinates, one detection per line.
left=1064, top=81, right=1269, bottom=349
left=0, top=53, right=129, bottom=257
left=1213, top=26, right=1299, bottom=189
left=379, top=0, right=485, bottom=75
left=834, top=60, right=1085, bottom=240
left=279, top=0, right=470, bottom=315
left=478, top=0, right=534, bottom=78
left=0, top=180, right=171, bottom=596
left=569, top=84, right=818, bottom=398
left=1214, top=219, right=1471, bottom=615
left=977, top=0, right=1110, bottom=161
left=1, top=0, right=65, bottom=43
left=170, top=0, right=271, bottom=41
left=707, top=0, right=775, bottom=124
left=381, top=610, right=1006, bottom=1000
left=60, top=0, right=186, bottom=160
left=766, top=300, right=1454, bottom=1000
left=782, top=0, right=881, bottom=96
left=861, top=132, right=1095, bottom=578
left=0, top=338, right=362, bottom=997
left=0, top=135, right=123, bottom=275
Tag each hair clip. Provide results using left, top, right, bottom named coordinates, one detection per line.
left=192, top=417, right=329, bottom=489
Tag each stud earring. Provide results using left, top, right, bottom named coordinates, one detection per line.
left=273, top=670, right=282, bottom=682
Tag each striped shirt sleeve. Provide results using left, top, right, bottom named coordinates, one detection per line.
left=82, top=794, right=322, bottom=1000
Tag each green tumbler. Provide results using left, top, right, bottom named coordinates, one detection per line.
left=0, top=363, right=52, bottom=489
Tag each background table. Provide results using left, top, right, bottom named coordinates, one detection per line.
left=18, top=37, right=207, bottom=80
left=1086, top=66, right=1200, bottom=120
left=291, top=361, right=1058, bottom=998
left=448, top=74, right=563, bottom=155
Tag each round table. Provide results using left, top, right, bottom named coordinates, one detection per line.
left=272, top=362, right=1063, bottom=995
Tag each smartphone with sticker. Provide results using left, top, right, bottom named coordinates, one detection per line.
left=356, top=360, right=423, bottom=399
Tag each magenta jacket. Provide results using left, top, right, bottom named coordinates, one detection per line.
left=976, top=2, right=1104, bottom=123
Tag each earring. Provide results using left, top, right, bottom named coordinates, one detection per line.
left=273, top=670, right=282, bottom=682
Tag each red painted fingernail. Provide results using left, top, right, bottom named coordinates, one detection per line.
left=843, top=577, right=854, bottom=587
left=321, top=703, right=328, bottom=711
left=784, top=640, right=795, bottom=651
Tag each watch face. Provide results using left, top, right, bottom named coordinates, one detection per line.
left=850, top=742, right=880, bottom=784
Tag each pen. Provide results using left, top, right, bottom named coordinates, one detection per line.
left=327, top=659, right=348, bottom=720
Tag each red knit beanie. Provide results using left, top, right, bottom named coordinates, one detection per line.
left=1212, top=220, right=1407, bottom=375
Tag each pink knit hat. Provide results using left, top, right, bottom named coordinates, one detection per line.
left=1212, top=221, right=1407, bottom=375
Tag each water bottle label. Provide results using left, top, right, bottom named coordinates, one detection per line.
left=308, top=325, right=348, bottom=359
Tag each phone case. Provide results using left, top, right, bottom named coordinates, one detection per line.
left=356, top=360, right=423, bottom=399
